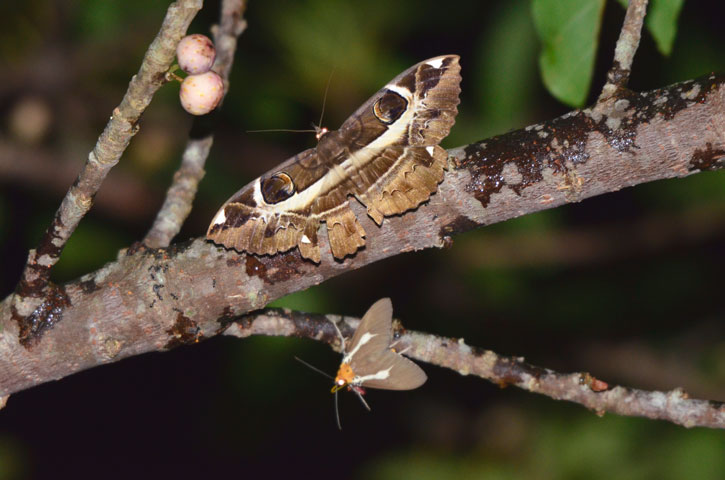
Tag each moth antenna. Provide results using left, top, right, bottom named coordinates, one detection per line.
left=293, top=356, right=333, bottom=380
left=328, top=318, right=346, bottom=352
left=317, top=67, right=336, bottom=131
left=246, top=128, right=317, bottom=134
left=353, top=388, right=372, bottom=412
left=334, top=390, right=343, bottom=430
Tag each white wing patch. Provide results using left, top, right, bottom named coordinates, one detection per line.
left=212, top=208, right=227, bottom=226
left=385, top=83, right=414, bottom=99
left=354, top=366, right=392, bottom=385
left=342, top=331, right=376, bottom=364
left=426, top=57, right=444, bottom=69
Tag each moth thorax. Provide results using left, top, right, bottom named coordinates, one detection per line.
left=335, top=362, right=355, bottom=387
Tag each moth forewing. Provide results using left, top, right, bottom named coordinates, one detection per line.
left=344, top=297, right=394, bottom=364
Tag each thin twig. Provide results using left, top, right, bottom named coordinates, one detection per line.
left=12, top=0, right=204, bottom=319
left=214, top=0, right=248, bottom=94
left=599, top=0, right=649, bottom=101
left=143, top=137, right=213, bottom=247
left=144, top=0, right=248, bottom=248
left=223, top=309, right=725, bottom=429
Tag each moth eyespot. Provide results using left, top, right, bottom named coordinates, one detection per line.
left=373, top=90, right=408, bottom=124
left=261, top=172, right=296, bottom=204
left=337, top=379, right=345, bottom=386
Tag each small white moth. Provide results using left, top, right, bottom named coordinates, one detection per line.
left=297, top=298, right=426, bottom=429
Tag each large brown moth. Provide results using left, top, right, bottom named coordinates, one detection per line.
left=207, top=55, right=462, bottom=261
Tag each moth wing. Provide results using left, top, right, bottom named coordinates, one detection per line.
left=206, top=149, right=329, bottom=261
left=336, top=55, right=461, bottom=224
left=348, top=298, right=394, bottom=356
left=337, top=55, right=461, bottom=149
left=347, top=298, right=427, bottom=391
left=356, top=349, right=427, bottom=391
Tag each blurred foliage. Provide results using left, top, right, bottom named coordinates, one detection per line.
left=468, top=2, right=540, bottom=140
left=0, top=435, right=26, bottom=480
left=366, top=412, right=725, bottom=479
left=534, top=0, right=686, bottom=106
left=0, top=0, right=724, bottom=479
left=533, top=0, right=606, bottom=106
left=635, top=170, right=725, bottom=210
left=645, top=0, right=686, bottom=55
left=267, top=286, right=334, bottom=312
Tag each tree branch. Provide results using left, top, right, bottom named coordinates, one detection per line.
left=142, top=137, right=213, bottom=248
left=220, top=309, right=725, bottom=429
left=144, top=0, right=248, bottom=248
left=12, top=0, right=203, bottom=321
left=599, top=0, right=648, bottom=100
left=1, top=74, right=724, bottom=403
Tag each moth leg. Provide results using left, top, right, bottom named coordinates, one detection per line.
left=328, top=317, right=346, bottom=351
left=352, top=388, right=372, bottom=412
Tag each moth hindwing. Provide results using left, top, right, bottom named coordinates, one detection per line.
left=208, top=55, right=462, bottom=261
left=332, top=298, right=426, bottom=392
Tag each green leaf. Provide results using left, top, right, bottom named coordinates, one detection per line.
left=532, top=0, right=606, bottom=107
left=474, top=3, right=539, bottom=137
left=646, top=0, right=685, bottom=55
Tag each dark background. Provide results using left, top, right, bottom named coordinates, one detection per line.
left=1, top=0, right=724, bottom=478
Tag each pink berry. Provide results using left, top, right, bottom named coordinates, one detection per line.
left=179, top=71, right=224, bottom=115
left=177, top=34, right=216, bottom=75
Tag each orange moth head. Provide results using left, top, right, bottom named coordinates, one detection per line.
left=331, top=363, right=355, bottom=393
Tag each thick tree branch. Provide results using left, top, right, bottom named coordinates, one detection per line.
left=12, top=0, right=204, bottom=325
left=1, top=74, right=724, bottom=402
left=144, top=0, right=248, bottom=248
left=220, top=309, right=725, bottom=429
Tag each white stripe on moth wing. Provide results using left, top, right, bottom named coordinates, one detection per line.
left=342, top=331, right=377, bottom=364
left=353, top=366, right=392, bottom=385
left=252, top=178, right=264, bottom=206
left=263, top=113, right=406, bottom=213
left=211, top=207, right=227, bottom=226
left=425, top=145, right=435, bottom=156
left=384, top=83, right=414, bottom=99
left=426, top=57, right=444, bottom=69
